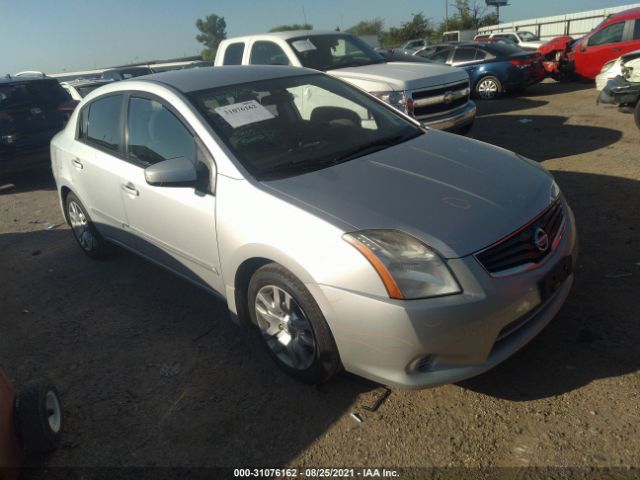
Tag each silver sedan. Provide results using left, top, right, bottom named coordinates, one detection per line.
left=51, top=66, right=577, bottom=389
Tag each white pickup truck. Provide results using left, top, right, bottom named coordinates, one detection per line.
left=214, top=31, right=476, bottom=133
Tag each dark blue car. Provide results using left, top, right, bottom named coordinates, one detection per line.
left=415, top=42, right=545, bottom=100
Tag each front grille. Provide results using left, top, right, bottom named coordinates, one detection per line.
left=476, top=201, right=565, bottom=275
left=414, top=96, right=468, bottom=117
left=410, top=80, right=470, bottom=119
left=412, top=81, right=469, bottom=100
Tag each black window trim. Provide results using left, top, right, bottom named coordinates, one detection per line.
left=76, top=92, right=127, bottom=159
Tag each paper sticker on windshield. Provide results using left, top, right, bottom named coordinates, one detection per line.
left=291, top=39, right=317, bottom=52
left=214, top=100, right=274, bottom=128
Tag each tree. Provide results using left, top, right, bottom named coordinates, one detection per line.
left=195, top=14, right=227, bottom=60
left=269, top=23, right=313, bottom=32
left=444, top=0, right=498, bottom=31
left=381, top=13, right=433, bottom=47
left=346, top=19, right=384, bottom=38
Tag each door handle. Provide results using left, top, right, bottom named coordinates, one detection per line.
left=121, top=183, right=139, bottom=197
left=71, top=158, right=83, bottom=170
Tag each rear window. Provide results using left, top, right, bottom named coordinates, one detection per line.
left=0, top=80, right=70, bottom=109
left=223, top=42, right=245, bottom=65
left=483, top=43, right=523, bottom=56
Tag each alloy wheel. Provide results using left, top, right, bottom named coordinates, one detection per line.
left=254, top=284, right=316, bottom=370
left=477, top=79, right=499, bottom=99
left=68, top=200, right=96, bottom=252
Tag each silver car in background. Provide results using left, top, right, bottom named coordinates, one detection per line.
left=51, top=66, right=577, bottom=389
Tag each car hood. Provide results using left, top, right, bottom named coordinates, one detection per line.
left=327, top=62, right=468, bottom=91
left=262, top=130, right=556, bottom=259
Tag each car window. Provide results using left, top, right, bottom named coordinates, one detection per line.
left=85, top=95, right=123, bottom=152
left=187, top=73, right=422, bottom=180
left=223, top=42, right=245, bottom=65
left=126, top=97, right=196, bottom=166
left=0, top=81, right=70, bottom=109
left=250, top=41, right=290, bottom=65
left=634, top=20, right=640, bottom=40
left=287, top=34, right=384, bottom=71
left=517, top=31, right=539, bottom=41
left=425, top=48, right=453, bottom=63
left=453, top=48, right=478, bottom=63
left=588, top=22, right=625, bottom=46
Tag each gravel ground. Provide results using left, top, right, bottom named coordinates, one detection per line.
left=1, top=80, right=638, bottom=479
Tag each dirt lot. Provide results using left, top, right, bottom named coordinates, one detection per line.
left=1, top=80, right=639, bottom=479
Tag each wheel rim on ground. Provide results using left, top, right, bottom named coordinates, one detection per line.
left=254, top=284, right=316, bottom=370
left=68, top=200, right=96, bottom=251
left=478, top=79, right=499, bottom=99
left=45, top=391, right=62, bottom=433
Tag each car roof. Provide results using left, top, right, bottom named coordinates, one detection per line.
left=609, top=7, right=640, bottom=20
left=130, top=65, right=318, bottom=93
left=225, top=30, right=351, bottom=42
left=0, top=75, right=57, bottom=85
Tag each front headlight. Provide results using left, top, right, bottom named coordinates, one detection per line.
left=371, top=90, right=408, bottom=114
left=551, top=179, right=561, bottom=201
left=343, top=230, right=461, bottom=299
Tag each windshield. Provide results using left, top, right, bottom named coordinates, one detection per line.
left=286, top=34, right=384, bottom=71
left=518, top=31, right=539, bottom=41
left=188, top=74, right=422, bottom=180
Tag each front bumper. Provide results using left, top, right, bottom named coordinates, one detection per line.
left=419, top=101, right=476, bottom=132
left=598, top=76, right=640, bottom=106
left=309, top=200, right=578, bottom=389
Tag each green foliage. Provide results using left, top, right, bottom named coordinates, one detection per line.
left=346, top=19, right=384, bottom=37
left=380, top=13, right=433, bottom=47
left=269, top=23, right=313, bottom=32
left=196, top=14, right=227, bottom=60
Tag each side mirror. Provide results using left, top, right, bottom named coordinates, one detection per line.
left=144, top=156, right=197, bottom=186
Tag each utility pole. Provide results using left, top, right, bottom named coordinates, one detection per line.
left=445, top=1, right=449, bottom=29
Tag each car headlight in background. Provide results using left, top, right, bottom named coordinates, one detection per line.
left=371, top=90, right=411, bottom=115
left=343, top=230, right=461, bottom=299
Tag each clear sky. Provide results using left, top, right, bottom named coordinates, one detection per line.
left=0, top=0, right=637, bottom=74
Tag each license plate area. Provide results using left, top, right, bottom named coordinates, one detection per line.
left=539, top=256, right=572, bottom=302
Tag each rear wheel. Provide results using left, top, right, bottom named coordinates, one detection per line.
left=475, top=76, right=503, bottom=100
left=65, top=192, right=110, bottom=258
left=248, top=263, right=341, bottom=384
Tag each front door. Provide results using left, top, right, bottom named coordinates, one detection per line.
left=118, top=95, right=223, bottom=293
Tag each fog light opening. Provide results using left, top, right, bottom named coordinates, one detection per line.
left=414, top=355, right=436, bottom=373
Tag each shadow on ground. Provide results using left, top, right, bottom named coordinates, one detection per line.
left=461, top=171, right=640, bottom=400
left=470, top=115, right=622, bottom=161
left=0, top=167, right=55, bottom=195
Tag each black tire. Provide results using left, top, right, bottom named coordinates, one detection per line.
left=635, top=102, right=640, bottom=130
left=455, top=123, right=473, bottom=136
left=474, top=75, right=503, bottom=100
left=248, top=263, right=341, bottom=384
left=65, top=192, right=110, bottom=258
left=15, top=384, right=63, bottom=453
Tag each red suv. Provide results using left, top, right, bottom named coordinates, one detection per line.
left=572, top=8, right=640, bottom=79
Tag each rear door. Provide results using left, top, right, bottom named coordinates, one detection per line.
left=118, top=94, right=222, bottom=293
left=71, top=94, right=139, bottom=246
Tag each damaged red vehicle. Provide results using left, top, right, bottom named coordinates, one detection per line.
left=0, top=369, right=62, bottom=479
left=539, top=8, right=640, bottom=81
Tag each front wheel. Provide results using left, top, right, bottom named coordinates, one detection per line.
left=475, top=76, right=503, bottom=100
left=248, top=263, right=341, bottom=384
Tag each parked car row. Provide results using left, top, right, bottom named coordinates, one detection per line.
left=414, top=42, right=545, bottom=99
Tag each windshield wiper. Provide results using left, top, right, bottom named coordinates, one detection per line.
left=332, top=132, right=420, bottom=164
